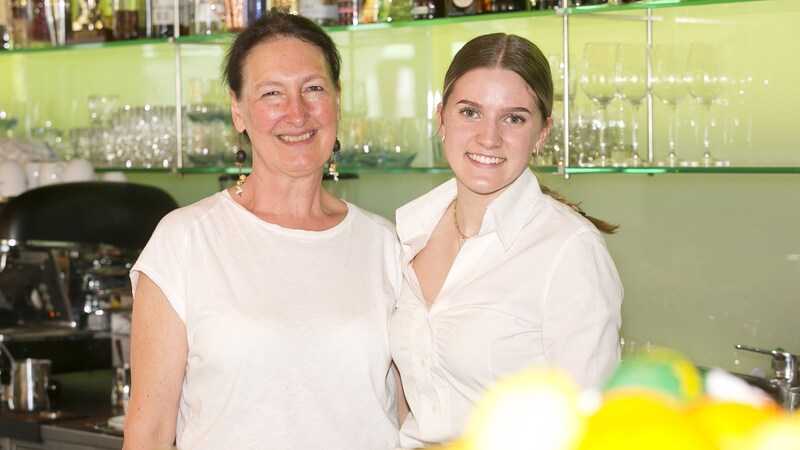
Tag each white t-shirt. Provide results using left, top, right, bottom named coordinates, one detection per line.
left=390, top=170, right=623, bottom=447
left=130, top=190, right=402, bottom=450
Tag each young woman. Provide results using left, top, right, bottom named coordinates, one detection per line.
left=390, top=33, right=623, bottom=447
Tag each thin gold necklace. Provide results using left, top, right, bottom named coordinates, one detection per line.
left=452, top=198, right=472, bottom=247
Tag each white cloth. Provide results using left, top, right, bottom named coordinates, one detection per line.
left=390, top=170, right=623, bottom=447
left=130, top=190, right=402, bottom=450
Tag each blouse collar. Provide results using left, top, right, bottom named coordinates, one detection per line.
left=396, top=169, right=543, bottom=256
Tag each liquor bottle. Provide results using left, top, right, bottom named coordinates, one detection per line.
left=246, top=0, right=267, bottom=25
left=359, top=0, right=378, bottom=23
left=192, top=0, right=223, bottom=35
left=272, top=0, right=298, bottom=14
left=337, top=0, right=359, bottom=25
left=445, top=0, right=488, bottom=17
left=137, top=0, right=150, bottom=37
left=411, top=0, right=444, bottom=20
left=490, top=0, right=527, bottom=13
left=0, top=0, right=8, bottom=49
left=9, top=0, right=28, bottom=48
left=67, top=0, right=106, bottom=44
left=386, top=0, right=411, bottom=22
left=151, top=0, right=189, bottom=38
left=113, top=0, right=138, bottom=39
left=300, top=0, right=338, bottom=26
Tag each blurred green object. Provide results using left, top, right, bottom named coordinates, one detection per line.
left=604, top=346, right=704, bottom=404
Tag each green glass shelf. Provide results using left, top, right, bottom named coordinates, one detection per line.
left=0, top=38, right=173, bottom=55
left=1, top=0, right=774, bottom=54
left=563, top=0, right=772, bottom=15
left=94, top=165, right=800, bottom=176
left=563, top=166, right=800, bottom=175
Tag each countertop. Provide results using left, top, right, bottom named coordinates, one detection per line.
left=0, top=369, right=123, bottom=447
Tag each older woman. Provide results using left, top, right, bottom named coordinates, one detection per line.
left=123, top=12, right=401, bottom=449
left=390, top=33, right=623, bottom=447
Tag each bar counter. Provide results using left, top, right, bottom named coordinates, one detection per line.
left=0, top=369, right=123, bottom=449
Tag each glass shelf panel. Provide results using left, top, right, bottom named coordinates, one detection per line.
left=0, top=38, right=174, bottom=55
left=167, top=165, right=800, bottom=176
left=2, top=0, right=776, bottom=54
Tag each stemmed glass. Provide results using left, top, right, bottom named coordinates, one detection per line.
left=547, top=52, right=577, bottom=166
left=686, top=43, right=727, bottom=166
left=580, top=43, right=618, bottom=167
left=651, top=44, right=687, bottom=167
left=614, top=43, right=648, bottom=167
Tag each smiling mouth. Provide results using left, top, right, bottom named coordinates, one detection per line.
left=467, top=153, right=506, bottom=165
left=279, top=130, right=317, bottom=143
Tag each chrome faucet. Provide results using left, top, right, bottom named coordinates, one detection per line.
left=736, top=344, right=800, bottom=411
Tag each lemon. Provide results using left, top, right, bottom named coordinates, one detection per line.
left=744, top=413, right=800, bottom=450
left=577, top=394, right=717, bottom=450
left=462, top=368, right=585, bottom=450
left=690, top=399, right=779, bottom=450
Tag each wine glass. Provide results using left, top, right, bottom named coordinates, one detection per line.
left=580, top=43, right=618, bottom=167
left=651, top=44, right=688, bottom=167
left=614, top=43, right=648, bottom=167
left=547, top=52, right=577, bottom=165
left=686, top=43, right=728, bottom=167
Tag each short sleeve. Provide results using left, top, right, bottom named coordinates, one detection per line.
left=129, top=209, right=190, bottom=323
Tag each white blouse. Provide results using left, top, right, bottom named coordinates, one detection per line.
left=389, top=170, right=623, bottom=447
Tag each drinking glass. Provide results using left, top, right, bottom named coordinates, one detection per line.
left=614, top=43, right=648, bottom=166
left=547, top=52, right=577, bottom=165
left=580, top=43, right=618, bottom=166
left=651, top=44, right=687, bottom=167
left=686, top=43, right=728, bottom=166
left=186, top=79, right=227, bottom=123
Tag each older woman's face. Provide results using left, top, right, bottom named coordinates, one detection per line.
left=437, top=68, right=550, bottom=198
left=231, top=37, right=339, bottom=178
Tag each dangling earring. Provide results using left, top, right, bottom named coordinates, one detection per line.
left=328, top=139, right=341, bottom=182
left=235, top=133, right=247, bottom=196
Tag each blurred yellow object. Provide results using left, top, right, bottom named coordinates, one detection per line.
left=461, top=368, right=585, bottom=450
left=690, top=400, right=780, bottom=450
left=744, top=413, right=800, bottom=450
left=577, top=394, right=718, bottom=450
left=604, top=346, right=703, bottom=404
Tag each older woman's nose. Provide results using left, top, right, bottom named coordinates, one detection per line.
left=285, top=95, right=310, bottom=126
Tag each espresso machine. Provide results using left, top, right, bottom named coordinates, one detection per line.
left=0, top=181, right=177, bottom=377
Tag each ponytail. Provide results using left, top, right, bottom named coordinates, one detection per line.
left=540, top=184, right=619, bottom=235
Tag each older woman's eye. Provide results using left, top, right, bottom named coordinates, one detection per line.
left=459, top=107, right=478, bottom=118
left=307, top=85, right=324, bottom=92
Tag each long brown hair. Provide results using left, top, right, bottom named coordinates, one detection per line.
left=441, top=33, right=618, bottom=234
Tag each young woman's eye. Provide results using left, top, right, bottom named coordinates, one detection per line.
left=459, top=107, right=478, bottom=118
left=508, top=114, right=527, bottom=124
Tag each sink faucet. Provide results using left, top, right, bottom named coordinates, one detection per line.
left=736, top=344, right=800, bottom=411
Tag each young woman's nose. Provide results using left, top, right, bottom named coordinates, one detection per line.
left=476, top=120, right=502, bottom=149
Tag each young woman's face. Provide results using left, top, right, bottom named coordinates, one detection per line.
left=231, top=37, right=340, bottom=178
left=438, top=68, right=550, bottom=198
